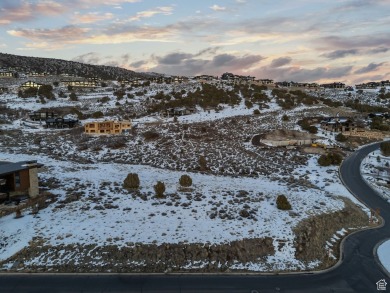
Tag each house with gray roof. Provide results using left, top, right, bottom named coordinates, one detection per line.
left=0, top=160, right=43, bottom=202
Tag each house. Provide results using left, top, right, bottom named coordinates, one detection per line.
left=45, top=117, right=79, bottom=129
left=194, top=75, right=217, bottom=82
left=64, top=80, right=100, bottom=88
left=320, top=117, right=357, bottom=132
left=381, top=80, right=390, bottom=87
left=256, top=79, right=274, bottom=85
left=20, top=81, right=43, bottom=89
left=0, top=71, right=16, bottom=78
left=28, top=72, right=47, bottom=77
left=221, top=72, right=255, bottom=84
left=161, top=107, right=196, bottom=117
left=0, top=160, right=43, bottom=202
left=320, top=82, right=345, bottom=89
left=29, top=111, right=58, bottom=121
left=84, top=120, right=132, bottom=135
left=275, top=81, right=293, bottom=88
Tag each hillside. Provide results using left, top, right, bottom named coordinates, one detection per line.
left=0, top=52, right=147, bottom=80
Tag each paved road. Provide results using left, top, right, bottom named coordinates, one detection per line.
left=1, top=142, right=389, bottom=292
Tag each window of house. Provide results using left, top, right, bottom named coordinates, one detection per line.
left=15, top=172, right=21, bottom=188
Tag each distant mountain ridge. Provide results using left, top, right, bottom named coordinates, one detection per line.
left=0, top=52, right=147, bottom=80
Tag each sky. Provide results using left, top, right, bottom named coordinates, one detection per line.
left=0, top=0, right=389, bottom=84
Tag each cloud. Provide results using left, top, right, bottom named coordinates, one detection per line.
left=321, top=49, right=359, bottom=59
left=354, top=62, right=385, bottom=74
left=318, top=33, right=390, bottom=50
left=335, top=0, right=389, bottom=11
left=149, top=51, right=265, bottom=76
left=157, top=53, right=193, bottom=65
left=0, top=0, right=140, bottom=25
left=368, top=47, right=388, bottom=54
left=194, top=47, right=220, bottom=57
left=255, top=65, right=353, bottom=82
left=130, top=60, right=147, bottom=68
left=0, top=1, right=64, bottom=25
left=129, top=6, right=174, bottom=22
left=270, top=57, right=292, bottom=68
left=8, top=26, right=90, bottom=42
left=72, top=52, right=102, bottom=64
left=72, top=12, right=114, bottom=24
left=210, top=5, right=226, bottom=11
left=7, top=24, right=177, bottom=49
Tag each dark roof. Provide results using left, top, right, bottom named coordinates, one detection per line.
left=0, top=160, right=43, bottom=176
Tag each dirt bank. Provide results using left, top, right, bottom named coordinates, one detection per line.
left=293, top=198, right=370, bottom=269
left=1, top=237, right=274, bottom=273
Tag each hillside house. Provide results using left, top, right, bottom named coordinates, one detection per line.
left=20, top=81, right=43, bottom=89
left=381, top=80, right=390, bottom=87
left=194, top=75, right=217, bottom=82
left=0, top=71, right=16, bottom=78
left=161, top=107, right=196, bottom=117
left=65, top=80, right=100, bottom=88
left=84, top=120, right=132, bottom=135
left=275, top=81, right=293, bottom=88
left=320, top=82, right=345, bottom=89
left=320, top=117, right=357, bottom=132
left=28, top=72, right=47, bottom=77
left=0, top=160, right=43, bottom=202
left=45, top=117, right=79, bottom=129
left=355, top=82, right=380, bottom=89
left=221, top=72, right=255, bottom=83
left=256, top=79, right=274, bottom=85
left=29, top=111, right=58, bottom=121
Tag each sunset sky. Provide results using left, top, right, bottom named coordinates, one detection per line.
left=0, top=0, right=389, bottom=84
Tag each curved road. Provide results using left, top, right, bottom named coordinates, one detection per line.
left=1, top=142, right=389, bottom=292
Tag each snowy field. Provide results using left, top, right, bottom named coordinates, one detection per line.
left=378, top=240, right=390, bottom=273
left=0, top=83, right=380, bottom=272
left=0, top=149, right=365, bottom=271
left=361, top=148, right=390, bottom=202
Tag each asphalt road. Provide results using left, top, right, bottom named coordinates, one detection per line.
left=1, top=142, right=389, bottom=293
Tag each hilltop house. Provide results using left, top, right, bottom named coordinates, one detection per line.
left=45, top=117, right=79, bottom=129
left=0, top=160, right=43, bottom=202
left=84, top=120, right=132, bottom=135
left=64, top=80, right=100, bottom=88
left=256, top=79, right=274, bottom=85
left=320, top=82, right=345, bottom=89
left=161, top=107, right=196, bottom=117
left=320, top=117, right=357, bottom=132
left=221, top=72, right=256, bottom=83
left=29, top=111, right=58, bottom=121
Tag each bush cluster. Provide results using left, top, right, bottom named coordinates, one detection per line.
left=380, top=141, right=390, bottom=156
left=276, top=195, right=291, bottom=210
left=318, top=152, right=343, bottom=166
left=123, top=173, right=140, bottom=189
left=179, top=174, right=192, bottom=187
left=154, top=181, right=166, bottom=198
left=335, top=133, right=347, bottom=142
left=298, top=118, right=318, bottom=134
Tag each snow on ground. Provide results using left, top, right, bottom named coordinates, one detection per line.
left=378, top=240, right=390, bottom=273
left=360, top=149, right=390, bottom=202
left=0, top=151, right=347, bottom=269
left=1, top=94, right=78, bottom=111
